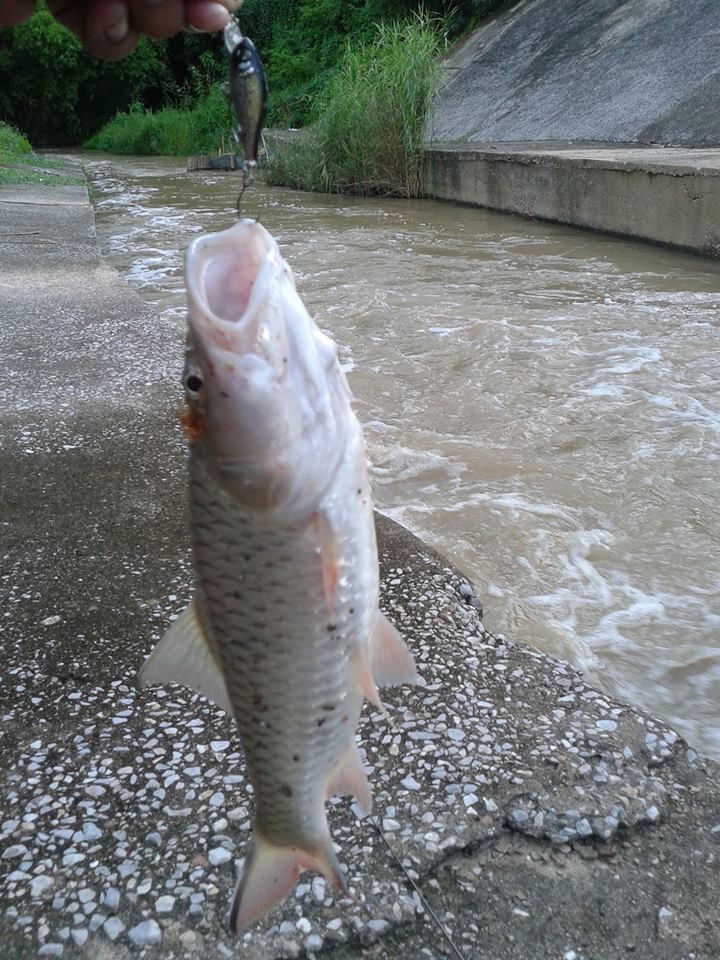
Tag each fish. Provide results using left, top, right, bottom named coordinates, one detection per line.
left=140, top=219, right=417, bottom=932
left=224, top=19, right=268, bottom=172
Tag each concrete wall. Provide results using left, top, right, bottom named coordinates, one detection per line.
left=425, top=145, right=720, bottom=257
left=432, top=0, right=720, bottom=147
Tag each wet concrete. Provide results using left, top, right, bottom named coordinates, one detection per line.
left=1, top=181, right=719, bottom=959
left=425, top=142, right=720, bottom=257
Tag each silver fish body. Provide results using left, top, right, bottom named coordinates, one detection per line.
left=141, top=221, right=416, bottom=932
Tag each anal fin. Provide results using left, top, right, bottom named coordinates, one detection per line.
left=327, top=740, right=372, bottom=815
left=370, top=611, right=418, bottom=687
left=139, top=599, right=232, bottom=714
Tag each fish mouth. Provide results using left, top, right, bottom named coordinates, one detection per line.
left=185, top=219, right=274, bottom=346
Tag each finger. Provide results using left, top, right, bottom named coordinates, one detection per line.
left=0, top=0, right=37, bottom=27
left=184, top=0, right=232, bottom=33
left=84, top=0, right=139, bottom=60
left=127, top=0, right=184, bottom=40
left=47, top=0, right=138, bottom=60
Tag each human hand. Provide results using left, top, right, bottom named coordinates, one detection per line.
left=0, top=1, right=243, bottom=60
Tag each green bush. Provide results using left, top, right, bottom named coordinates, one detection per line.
left=0, top=121, right=32, bottom=159
left=85, top=86, right=233, bottom=156
left=264, top=14, right=443, bottom=197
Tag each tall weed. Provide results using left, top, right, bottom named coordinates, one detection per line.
left=264, top=15, right=443, bottom=197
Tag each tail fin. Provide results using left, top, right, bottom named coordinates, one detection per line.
left=230, top=829, right=349, bottom=933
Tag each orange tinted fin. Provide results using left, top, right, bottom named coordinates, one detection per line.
left=315, top=510, right=338, bottom=618
left=370, top=612, right=418, bottom=687
left=230, top=830, right=349, bottom=933
left=327, top=740, right=372, bottom=815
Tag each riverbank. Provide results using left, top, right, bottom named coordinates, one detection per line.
left=1, top=177, right=719, bottom=959
left=425, top=142, right=720, bottom=258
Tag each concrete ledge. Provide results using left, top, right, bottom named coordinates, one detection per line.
left=425, top=143, right=720, bottom=257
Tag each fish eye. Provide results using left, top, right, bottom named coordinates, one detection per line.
left=184, top=373, right=203, bottom=394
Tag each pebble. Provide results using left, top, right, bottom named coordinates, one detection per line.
left=70, top=929, right=88, bottom=947
left=208, top=847, right=232, bottom=866
left=400, top=776, right=421, bottom=791
left=128, top=919, right=162, bottom=946
left=211, top=741, right=230, bottom=752
left=305, top=934, right=323, bottom=951
left=103, top=887, right=120, bottom=911
left=38, top=946, right=63, bottom=957
left=596, top=719, right=617, bottom=732
left=77, top=888, right=94, bottom=904
left=103, top=917, right=125, bottom=941
left=82, top=822, right=102, bottom=841
left=29, top=875, right=54, bottom=898
left=155, top=895, right=175, bottom=913
left=209, top=792, right=224, bottom=807
left=296, top=917, right=312, bottom=934
left=311, top=877, right=325, bottom=903
left=2, top=844, right=28, bottom=859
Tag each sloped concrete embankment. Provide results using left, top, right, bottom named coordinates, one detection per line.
left=1, top=177, right=719, bottom=960
left=432, top=0, right=720, bottom=147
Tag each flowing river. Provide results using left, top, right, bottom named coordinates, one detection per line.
left=79, top=153, right=720, bottom=759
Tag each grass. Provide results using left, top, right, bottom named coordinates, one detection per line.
left=84, top=87, right=234, bottom=156
left=263, top=15, right=444, bottom=198
left=0, top=121, right=83, bottom=185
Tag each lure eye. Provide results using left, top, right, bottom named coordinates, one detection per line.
left=184, top=373, right=203, bottom=395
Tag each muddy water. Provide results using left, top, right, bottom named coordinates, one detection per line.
left=80, top=153, right=720, bottom=758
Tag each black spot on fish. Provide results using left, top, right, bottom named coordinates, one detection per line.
left=292, top=754, right=300, bottom=762
left=244, top=554, right=250, bottom=562
left=280, top=784, right=293, bottom=798
left=322, top=703, right=335, bottom=711
left=327, top=623, right=337, bottom=632
left=349, top=608, right=354, bottom=615
left=357, top=488, right=362, bottom=495
left=317, top=718, right=326, bottom=727
left=341, top=714, right=349, bottom=723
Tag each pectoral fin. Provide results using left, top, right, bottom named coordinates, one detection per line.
left=139, top=599, right=232, bottom=714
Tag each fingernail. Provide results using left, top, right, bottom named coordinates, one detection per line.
left=105, top=11, right=130, bottom=43
left=206, top=3, right=231, bottom=28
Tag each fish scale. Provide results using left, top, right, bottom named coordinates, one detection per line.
left=140, top=220, right=417, bottom=932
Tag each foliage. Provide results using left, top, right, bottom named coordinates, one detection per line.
left=0, top=120, right=82, bottom=184
left=264, top=15, right=443, bottom=197
left=84, top=87, right=233, bottom=156
left=0, top=3, right=224, bottom=144
left=1, top=0, right=508, bottom=147
left=0, top=121, right=31, bottom=159
left=239, top=0, right=508, bottom=126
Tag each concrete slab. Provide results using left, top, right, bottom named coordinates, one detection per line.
left=431, top=0, right=720, bottom=147
left=425, top=143, right=720, bottom=257
left=1, top=181, right=719, bottom=960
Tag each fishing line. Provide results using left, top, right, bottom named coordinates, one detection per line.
left=371, top=816, right=468, bottom=960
